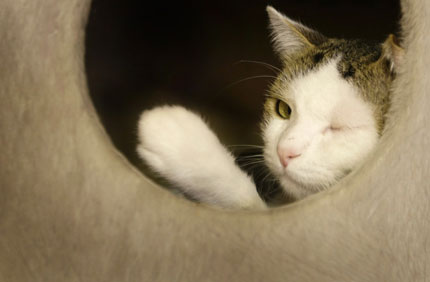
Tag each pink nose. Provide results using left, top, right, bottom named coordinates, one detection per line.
left=278, top=149, right=301, bottom=167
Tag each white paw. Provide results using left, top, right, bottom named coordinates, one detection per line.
left=136, top=105, right=265, bottom=209
left=137, top=105, right=223, bottom=178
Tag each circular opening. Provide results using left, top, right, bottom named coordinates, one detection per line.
left=85, top=0, right=400, bottom=205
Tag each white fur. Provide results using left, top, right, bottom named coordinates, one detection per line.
left=137, top=60, right=379, bottom=207
left=262, top=59, right=379, bottom=199
left=137, top=105, right=266, bottom=209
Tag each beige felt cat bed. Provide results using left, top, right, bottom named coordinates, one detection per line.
left=0, top=0, right=428, bottom=281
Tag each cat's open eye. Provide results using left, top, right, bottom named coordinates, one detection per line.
left=275, top=99, right=292, bottom=119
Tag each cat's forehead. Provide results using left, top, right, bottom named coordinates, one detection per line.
left=264, top=58, right=376, bottom=144
left=281, top=38, right=382, bottom=80
left=318, top=39, right=382, bottom=63
left=285, top=59, right=367, bottom=118
left=266, top=38, right=391, bottom=132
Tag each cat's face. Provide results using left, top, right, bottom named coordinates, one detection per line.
left=262, top=58, right=379, bottom=198
left=262, top=7, right=401, bottom=199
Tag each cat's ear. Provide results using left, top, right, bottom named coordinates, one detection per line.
left=266, top=6, right=327, bottom=59
left=381, top=34, right=404, bottom=73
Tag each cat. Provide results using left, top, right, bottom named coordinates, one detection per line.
left=136, top=6, right=403, bottom=209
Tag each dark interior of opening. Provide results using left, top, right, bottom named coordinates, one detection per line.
left=85, top=0, right=400, bottom=203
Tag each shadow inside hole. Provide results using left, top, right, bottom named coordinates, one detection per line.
left=84, top=0, right=400, bottom=204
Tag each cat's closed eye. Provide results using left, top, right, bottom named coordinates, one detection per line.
left=275, top=99, right=292, bottom=119
left=322, top=125, right=344, bottom=135
left=325, top=123, right=360, bottom=133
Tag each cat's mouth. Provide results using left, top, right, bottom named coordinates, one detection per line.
left=265, top=150, right=334, bottom=195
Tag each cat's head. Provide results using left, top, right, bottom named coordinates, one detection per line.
left=262, top=7, right=403, bottom=199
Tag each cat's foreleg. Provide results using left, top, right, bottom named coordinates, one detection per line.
left=137, top=105, right=266, bottom=209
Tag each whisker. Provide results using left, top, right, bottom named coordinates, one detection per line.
left=234, top=60, right=282, bottom=73
left=255, top=166, right=272, bottom=181
left=259, top=165, right=275, bottom=181
left=261, top=171, right=275, bottom=185
left=220, top=75, right=276, bottom=93
left=237, top=154, right=264, bottom=159
left=260, top=175, right=283, bottom=203
left=239, top=160, right=266, bottom=168
left=228, top=144, right=264, bottom=149
left=239, top=159, right=265, bottom=165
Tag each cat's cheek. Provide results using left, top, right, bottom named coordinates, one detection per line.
left=263, top=148, right=283, bottom=176
left=262, top=119, right=286, bottom=172
left=262, top=119, right=285, bottom=143
left=320, top=128, right=378, bottom=175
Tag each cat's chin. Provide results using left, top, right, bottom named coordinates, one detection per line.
left=278, top=174, right=316, bottom=200
left=278, top=171, right=333, bottom=200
